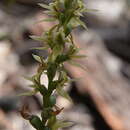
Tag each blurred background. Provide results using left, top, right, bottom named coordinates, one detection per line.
left=0, top=0, right=130, bottom=130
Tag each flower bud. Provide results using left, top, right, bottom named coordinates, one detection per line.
left=29, top=115, right=45, bottom=130
left=49, top=95, right=56, bottom=107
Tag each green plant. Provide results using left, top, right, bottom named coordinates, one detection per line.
left=21, top=0, right=89, bottom=130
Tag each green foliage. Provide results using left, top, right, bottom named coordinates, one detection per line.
left=21, top=0, right=88, bottom=130
left=29, top=115, right=45, bottom=130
